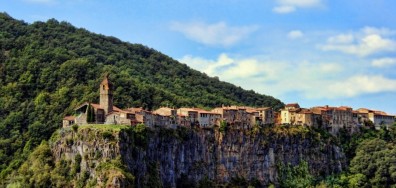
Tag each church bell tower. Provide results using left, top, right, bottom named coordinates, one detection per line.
left=100, top=74, right=113, bottom=115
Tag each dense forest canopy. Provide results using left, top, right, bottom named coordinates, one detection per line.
left=0, top=12, right=283, bottom=178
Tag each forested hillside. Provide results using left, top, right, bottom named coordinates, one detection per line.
left=0, top=12, right=283, bottom=178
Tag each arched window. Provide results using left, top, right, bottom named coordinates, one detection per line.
left=102, top=85, right=105, bottom=90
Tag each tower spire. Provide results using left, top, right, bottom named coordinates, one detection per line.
left=100, top=73, right=113, bottom=115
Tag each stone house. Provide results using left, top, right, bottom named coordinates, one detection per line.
left=212, top=106, right=274, bottom=128
left=105, top=110, right=136, bottom=125
left=153, top=107, right=178, bottom=128
left=310, top=105, right=354, bottom=134
left=280, top=103, right=301, bottom=124
left=195, top=109, right=221, bottom=128
left=177, top=108, right=199, bottom=126
left=294, top=109, right=314, bottom=126
left=274, top=112, right=282, bottom=125
left=126, top=107, right=155, bottom=127
left=62, top=116, right=75, bottom=128
left=357, top=108, right=395, bottom=129
left=256, top=107, right=274, bottom=124
left=177, top=114, right=191, bottom=127
left=211, top=106, right=249, bottom=124
left=246, top=109, right=261, bottom=127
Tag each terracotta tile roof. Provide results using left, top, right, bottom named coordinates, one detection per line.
left=106, top=111, right=120, bottom=115
left=75, top=102, right=123, bottom=113
left=107, top=110, right=134, bottom=115
left=373, top=111, right=394, bottom=116
left=246, top=109, right=259, bottom=113
left=125, top=107, right=145, bottom=113
left=74, top=102, right=103, bottom=110
left=299, top=108, right=313, bottom=114
left=285, top=103, right=300, bottom=108
left=220, top=106, right=238, bottom=110
left=357, top=108, right=371, bottom=113
left=90, top=103, right=103, bottom=109
left=91, top=103, right=122, bottom=112
left=255, top=107, right=271, bottom=110
left=152, top=112, right=171, bottom=117
left=63, top=116, right=75, bottom=121
left=197, top=110, right=221, bottom=115
left=191, top=108, right=221, bottom=115
left=153, top=107, right=176, bottom=116
left=178, top=108, right=200, bottom=112
left=339, top=106, right=352, bottom=109
left=157, top=107, right=175, bottom=110
left=113, top=106, right=123, bottom=112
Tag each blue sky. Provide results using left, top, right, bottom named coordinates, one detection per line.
left=2, top=0, right=396, bottom=114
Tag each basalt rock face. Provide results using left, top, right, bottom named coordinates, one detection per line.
left=52, top=126, right=346, bottom=187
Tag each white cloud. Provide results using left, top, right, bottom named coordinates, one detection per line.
left=273, top=0, right=322, bottom=14
left=180, top=53, right=264, bottom=79
left=170, top=21, right=258, bottom=47
left=24, top=0, right=55, bottom=4
left=362, top=27, right=396, bottom=36
left=273, top=6, right=296, bottom=14
left=278, top=0, right=322, bottom=7
left=318, top=63, right=343, bottom=72
left=180, top=53, right=396, bottom=99
left=321, top=27, right=396, bottom=57
left=371, top=58, right=396, bottom=68
left=287, top=30, right=304, bottom=39
left=327, top=34, right=354, bottom=44
left=179, top=53, right=233, bottom=76
left=179, top=54, right=351, bottom=98
left=328, top=75, right=396, bottom=97
left=222, top=58, right=263, bottom=79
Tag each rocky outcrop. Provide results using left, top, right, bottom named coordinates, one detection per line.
left=51, top=125, right=345, bottom=187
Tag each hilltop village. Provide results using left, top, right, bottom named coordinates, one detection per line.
left=63, top=75, right=396, bottom=134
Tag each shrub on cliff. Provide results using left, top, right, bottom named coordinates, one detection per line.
left=95, top=158, right=135, bottom=187
left=219, top=120, right=227, bottom=133
left=133, top=123, right=148, bottom=147
left=278, top=160, right=314, bottom=188
left=6, top=141, right=73, bottom=187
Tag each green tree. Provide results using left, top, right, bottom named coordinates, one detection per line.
left=86, top=103, right=95, bottom=123
left=9, top=141, right=53, bottom=187
left=219, top=120, right=227, bottom=133
left=278, top=160, right=313, bottom=188
left=350, top=138, right=396, bottom=187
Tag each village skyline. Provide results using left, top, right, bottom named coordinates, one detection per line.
left=63, top=75, right=396, bottom=136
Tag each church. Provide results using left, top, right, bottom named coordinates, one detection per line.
left=62, top=74, right=137, bottom=127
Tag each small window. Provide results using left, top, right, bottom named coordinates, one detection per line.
left=102, top=85, right=105, bottom=90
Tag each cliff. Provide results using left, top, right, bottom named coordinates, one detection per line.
left=48, top=124, right=345, bottom=187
